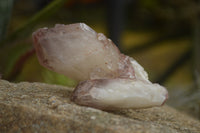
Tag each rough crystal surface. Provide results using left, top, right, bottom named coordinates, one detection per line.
left=32, top=23, right=168, bottom=110
left=71, top=79, right=168, bottom=110
left=33, top=23, right=133, bottom=81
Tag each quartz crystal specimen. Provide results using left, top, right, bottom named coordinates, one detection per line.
left=33, top=23, right=134, bottom=81
left=72, top=79, right=167, bottom=110
left=32, top=23, right=168, bottom=110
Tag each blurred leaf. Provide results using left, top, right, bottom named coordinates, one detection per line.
left=0, top=0, right=68, bottom=79
left=0, top=0, right=68, bottom=47
left=0, top=42, right=31, bottom=78
left=16, top=55, right=77, bottom=87
left=0, top=0, right=14, bottom=41
left=139, top=0, right=159, bottom=9
left=193, top=19, right=200, bottom=89
left=42, top=70, right=77, bottom=87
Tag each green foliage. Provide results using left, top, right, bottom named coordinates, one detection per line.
left=0, top=0, right=68, bottom=47
left=42, top=70, right=77, bottom=87
left=0, top=0, right=14, bottom=41
left=0, top=0, right=77, bottom=87
left=0, top=42, right=31, bottom=79
left=15, top=55, right=77, bottom=87
left=139, top=0, right=160, bottom=9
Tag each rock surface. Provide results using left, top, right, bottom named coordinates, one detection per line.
left=0, top=79, right=199, bottom=133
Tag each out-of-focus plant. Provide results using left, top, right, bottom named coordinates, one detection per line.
left=0, top=0, right=14, bottom=41
left=0, top=0, right=76, bottom=86
left=0, top=0, right=68, bottom=47
left=193, top=16, right=200, bottom=90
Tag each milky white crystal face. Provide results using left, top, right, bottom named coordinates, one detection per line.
left=33, top=23, right=133, bottom=81
left=129, top=57, right=149, bottom=82
left=71, top=79, right=168, bottom=110
left=33, top=23, right=168, bottom=110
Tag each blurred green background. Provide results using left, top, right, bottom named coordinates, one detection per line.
left=0, top=0, right=200, bottom=119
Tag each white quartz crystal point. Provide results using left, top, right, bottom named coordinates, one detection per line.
left=71, top=78, right=168, bottom=110
left=32, top=23, right=134, bottom=81
left=129, top=57, right=149, bottom=82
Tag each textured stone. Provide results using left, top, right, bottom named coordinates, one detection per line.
left=0, top=79, right=200, bottom=133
